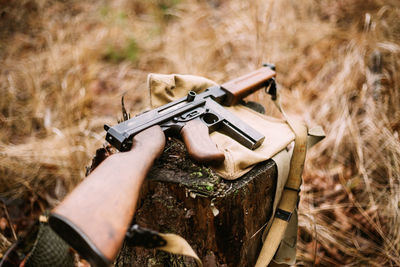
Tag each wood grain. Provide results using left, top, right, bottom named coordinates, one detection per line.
left=180, top=120, right=225, bottom=165
left=49, top=126, right=165, bottom=266
left=221, top=67, right=276, bottom=106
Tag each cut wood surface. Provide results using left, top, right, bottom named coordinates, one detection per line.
left=115, top=138, right=277, bottom=267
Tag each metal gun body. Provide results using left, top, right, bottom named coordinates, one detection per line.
left=105, top=86, right=265, bottom=152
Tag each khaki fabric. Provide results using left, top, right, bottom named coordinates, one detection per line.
left=148, top=73, right=295, bottom=180
left=147, top=72, right=325, bottom=266
left=273, top=209, right=298, bottom=265
left=148, top=73, right=218, bottom=108
left=211, top=106, right=295, bottom=179
left=159, top=233, right=202, bottom=267
left=264, top=129, right=324, bottom=265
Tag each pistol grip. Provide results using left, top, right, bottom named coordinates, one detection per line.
left=181, top=120, right=225, bottom=165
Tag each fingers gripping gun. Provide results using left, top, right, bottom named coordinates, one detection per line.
left=49, top=66, right=276, bottom=267
left=105, top=66, right=276, bottom=164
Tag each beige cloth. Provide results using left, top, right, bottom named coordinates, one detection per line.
left=147, top=72, right=324, bottom=266
left=148, top=73, right=219, bottom=108
left=147, top=73, right=295, bottom=180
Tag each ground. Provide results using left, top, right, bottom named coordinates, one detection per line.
left=1, top=0, right=400, bottom=266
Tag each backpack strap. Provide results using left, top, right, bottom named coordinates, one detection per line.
left=255, top=83, right=308, bottom=267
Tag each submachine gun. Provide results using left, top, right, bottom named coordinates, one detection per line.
left=49, top=65, right=277, bottom=266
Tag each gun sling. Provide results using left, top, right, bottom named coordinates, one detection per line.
left=255, top=101, right=308, bottom=266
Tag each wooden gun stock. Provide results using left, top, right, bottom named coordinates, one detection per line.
left=221, top=67, right=276, bottom=106
left=49, top=126, right=165, bottom=267
left=181, top=120, right=225, bottom=165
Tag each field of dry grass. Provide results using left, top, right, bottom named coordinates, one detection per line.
left=1, top=0, right=399, bottom=266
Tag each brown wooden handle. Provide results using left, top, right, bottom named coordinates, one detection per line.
left=181, top=120, right=225, bottom=165
left=49, top=126, right=165, bottom=267
left=221, top=67, right=276, bottom=105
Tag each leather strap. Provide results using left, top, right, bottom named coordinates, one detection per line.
left=158, top=233, right=202, bottom=267
left=126, top=225, right=202, bottom=266
left=255, top=86, right=308, bottom=267
left=147, top=82, right=309, bottom=267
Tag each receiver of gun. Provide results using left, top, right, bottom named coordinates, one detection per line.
left=49, top=66, right=276, bottom=267
left=105, top=66, right=276, bottom=162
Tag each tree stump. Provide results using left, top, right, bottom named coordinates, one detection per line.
left=115, top=138, right=277, bottom=267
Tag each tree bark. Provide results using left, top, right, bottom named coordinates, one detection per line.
left=115, top=139, right=277, bottom=267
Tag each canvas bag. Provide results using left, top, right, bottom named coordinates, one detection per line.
left=148, top=73, right=295, bottom=179
left=147, top=72, right=324, bottom=265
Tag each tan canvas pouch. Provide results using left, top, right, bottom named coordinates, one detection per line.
left=147, top=73, right=295, bottom=180
left=147, top=72, right=324, bottom=266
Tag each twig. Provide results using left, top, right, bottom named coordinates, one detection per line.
left=312, top=213, right=318, bottom=267
left=1, top=201, right=17, bottom=241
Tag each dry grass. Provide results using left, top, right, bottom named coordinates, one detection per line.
left=0, top=0, right=399, bottom=265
